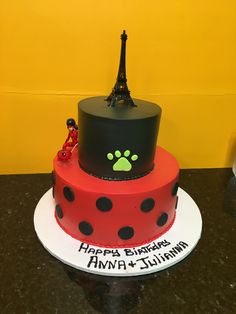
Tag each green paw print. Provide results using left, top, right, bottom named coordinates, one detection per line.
left=107, top=150, right=138, bottom=172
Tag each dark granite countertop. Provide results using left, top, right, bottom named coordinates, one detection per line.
left=0, top=169, right=236, bottom=314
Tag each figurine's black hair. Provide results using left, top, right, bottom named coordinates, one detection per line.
left=66, top=118, right=78, bottom=129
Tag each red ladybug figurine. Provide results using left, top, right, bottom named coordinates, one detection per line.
left=57, top=118, right=78, bottom=161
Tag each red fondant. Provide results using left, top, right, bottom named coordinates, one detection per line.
left=53, top=146, right=179, bottom=248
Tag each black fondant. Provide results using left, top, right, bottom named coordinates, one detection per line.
left=96, top=197, right=113, bottom=212
left=63, top=186, right=74, bottom=202
left=55, top=204, right=63, bottom=219
left=78, top=96, right=161, bottom=180
left=157, top=213, right=168, bottom=226
left=51, top=171, right=55, bottom=185
left=175, top=196, right=178, bottom=209
left=140, top=198, right=155, bottom=212
left=79, top=221, right=93, bottom=236
left=172, top=182, right=179, bottom=196
left=118, top=226, right=134, bottom=240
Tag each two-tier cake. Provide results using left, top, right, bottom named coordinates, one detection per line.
left=52, top=31, right=179, bottom=248
left=34, top=31, right=201, bottom=276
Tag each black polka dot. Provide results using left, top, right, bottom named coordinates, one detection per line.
left=141, top=198, right=155, bottom=212
left=56, top=204, right=63, bottom=219
left=118, top=226, right=134, bottom=240
left=51, top=171, right=55, bottom=185
left=172, top=182, right=179, bottom=196
left=96, top=197, right=112, bottom=212
left=157, top=213, right=168, bottom=226
left=79, top=221, right=93, bottom=236
left=175, top=196, right=178, bottom=210
left=63, top=186, right=74, bottom=202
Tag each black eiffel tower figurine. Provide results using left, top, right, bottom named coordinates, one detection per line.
left=106, top=30, right=136, bottom=107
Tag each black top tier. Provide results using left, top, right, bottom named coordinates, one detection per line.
left=78, top=97, right=161, bottom=180
left=78, top=31, right=161, bottom=180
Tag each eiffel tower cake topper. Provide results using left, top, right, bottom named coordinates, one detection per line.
left=106, top=30, right=136, bottom=107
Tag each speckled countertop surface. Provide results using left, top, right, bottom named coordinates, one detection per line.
left=0, top=169, right=236, bottom=314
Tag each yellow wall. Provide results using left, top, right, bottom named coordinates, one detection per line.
left=0, top=0, right=236, bottom=174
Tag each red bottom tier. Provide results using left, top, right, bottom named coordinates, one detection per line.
left=53, top=146, right=179, bottom=248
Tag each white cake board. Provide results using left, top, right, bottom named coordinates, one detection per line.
left=34, top=188, right=202, bottom=277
